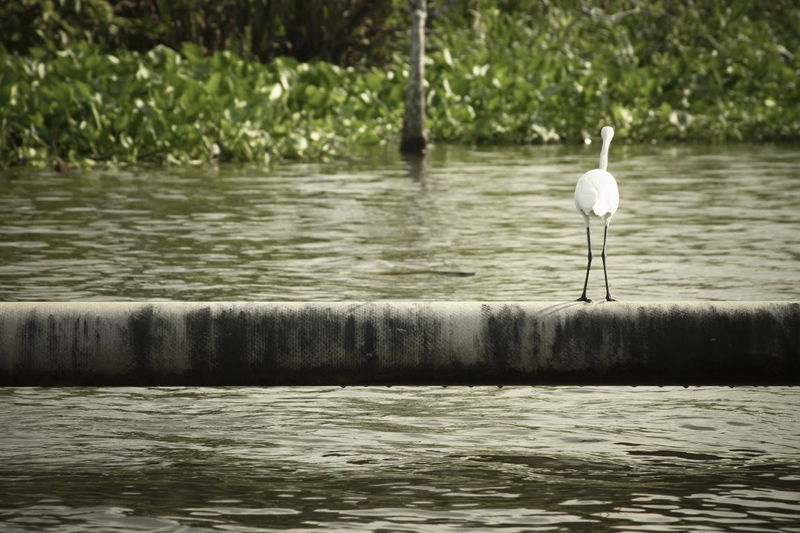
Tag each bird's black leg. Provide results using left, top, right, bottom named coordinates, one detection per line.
left=577, top=226, right=592, bottom=302
left=601, top=224, right=615, bottom=302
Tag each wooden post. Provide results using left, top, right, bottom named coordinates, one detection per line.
left=400, top=0, right=428, bottom=154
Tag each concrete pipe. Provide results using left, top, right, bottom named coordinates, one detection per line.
left=0, top=301, right=798, bottom=386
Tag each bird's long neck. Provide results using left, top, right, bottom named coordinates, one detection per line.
left=599, top=139, right=610, bottom=171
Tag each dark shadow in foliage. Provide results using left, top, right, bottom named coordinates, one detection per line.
left=0, top=0, right=409, bottom=68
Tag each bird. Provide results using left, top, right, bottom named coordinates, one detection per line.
left=574, top=126, right=619, bottom=302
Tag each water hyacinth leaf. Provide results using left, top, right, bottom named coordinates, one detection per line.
left=181, top=42, right=205, bottom=63
left=305, top=85, right=330, bottom=108
left=443, top=48, right=454, bottom=68
left=364, top=71, right=384, bottom=92
left=179, top=81, right=205, bottom=108
left=211, top=51, right=233, bottom=71
left=74, top=80, right=92, bottom=99
left=357, top=130, right=381, bottom=144
left=329, top=87, right=347, bottom=107
left=136, top=63, right=150, bottom=81
left=206, top=72, right=224, bottom=96
left=267, top=83, right=283, bottom=101
left=89, top=101, right=102, bottom=129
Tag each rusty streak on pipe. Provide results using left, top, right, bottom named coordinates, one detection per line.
left=0, top=301, right=798, bottom=386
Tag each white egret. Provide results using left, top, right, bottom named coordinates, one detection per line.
left=574, top=126, right=619, bottom=302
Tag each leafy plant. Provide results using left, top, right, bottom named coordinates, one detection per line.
left=1, top=0, right=798, bottom=168
left=0, top=42, right=407, bottom=167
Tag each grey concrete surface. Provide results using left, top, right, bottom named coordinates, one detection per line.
left=1, top=301, right=798, bottom=386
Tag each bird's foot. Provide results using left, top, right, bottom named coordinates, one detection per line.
left=576, top=296, right=592, bottom=303
left=605, top=295, right=617, bottom=302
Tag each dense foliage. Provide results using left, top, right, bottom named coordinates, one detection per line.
left=0, top=0, right=405, bottom=66
left=1, top=0, right=798, bottom=168
left=1, top=43, right=404, bottom=166
left=429, top=0, right=800, bottom=144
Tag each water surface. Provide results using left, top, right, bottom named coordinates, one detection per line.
left=1, top=144, right=798, bottom=301
left=1, top=144, right=799, bottom=531
left=2, top=386, right=800, bottom=532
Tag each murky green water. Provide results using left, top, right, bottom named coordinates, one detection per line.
left=1, top=144, right=799, bottom=531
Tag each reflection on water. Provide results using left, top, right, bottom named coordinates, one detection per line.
left=0, top=144, right=798, bottom=301
left=1, top=387, right=799, bottom=531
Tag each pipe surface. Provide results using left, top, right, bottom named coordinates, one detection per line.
left=1, top=301, right=798, bottom=386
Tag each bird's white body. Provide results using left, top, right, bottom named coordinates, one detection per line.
left=574, top=168, right=619, bottom=222
left=574, top=126, right=618, bottom=302
left=574, top=126, right=618, bottom=225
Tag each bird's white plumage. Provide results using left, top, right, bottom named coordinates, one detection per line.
left=574, top=169, right=619, bottom=220
left=574, top=126, right=618, bottom=224
left=575, top=126, right=619, bottom=302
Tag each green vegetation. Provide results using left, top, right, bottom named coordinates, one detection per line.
left=1, top=43, right=403, bottom=166
left=1, top=0, right=798, bottom=168
left=429, top=1, right=800, bottom=145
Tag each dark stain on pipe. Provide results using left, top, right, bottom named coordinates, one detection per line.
left=16, top=315, right=40, bottom=382
left=214, top=307, right=249, bottom=383
left=186, top=305, right=213, bottom=380
left=483, top=304, right=525, bottom=376
left=1, top=302, right=799, bottom=386
left=128, top=304, right=155, bottom=381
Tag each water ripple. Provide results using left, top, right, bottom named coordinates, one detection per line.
left=1, top=387, right=800, bottom=531
left=1, top=144, right=799, bottom=301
